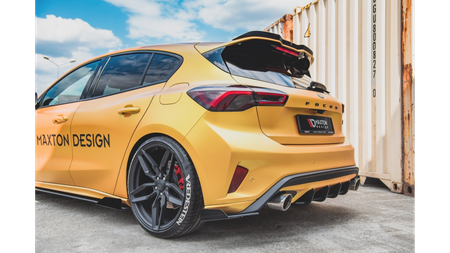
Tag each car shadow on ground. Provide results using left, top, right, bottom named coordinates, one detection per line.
left=177, top=202, right=358, bottom=242
left=36, top=190, right=358, bottom=242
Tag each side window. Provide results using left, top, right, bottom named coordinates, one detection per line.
left=42, top=61, right=100, bottom=106
left=92, top=53, right=152, bottom=97
left=143, top=54, right=181, bottom=85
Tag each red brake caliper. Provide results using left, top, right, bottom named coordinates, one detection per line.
left=174, top=165, right=184, bottom=190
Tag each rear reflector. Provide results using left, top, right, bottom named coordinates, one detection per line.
left=187, top=86, right=288, bottom=111
left=228, top=166, right=248, bottom=193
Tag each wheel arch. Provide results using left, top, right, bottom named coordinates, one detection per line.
left=126, top=132, right=167, bottom=174
left=116, top=131, right=204, bottom=206
left=114, top=132, right=173, bottom=200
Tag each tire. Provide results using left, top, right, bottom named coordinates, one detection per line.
left=127, top=136, right=203, bottom=238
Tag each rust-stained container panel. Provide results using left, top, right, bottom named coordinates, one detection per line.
left=401, top=0, right=415, bottom=197
left=264, top=14, right=293, bottom=42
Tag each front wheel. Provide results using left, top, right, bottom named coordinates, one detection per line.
left=127, top=136, right=203, bottom=238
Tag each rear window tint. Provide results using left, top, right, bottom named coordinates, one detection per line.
left=93, top=53, right=151, bottom=97
left=143, top=54, right=181, bottom=85
left=203, top=40, right=312, bottom=88
left=227, top=62, right=294, bottom=87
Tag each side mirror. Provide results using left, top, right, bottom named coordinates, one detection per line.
left=31, top=92, right=37, bottom=109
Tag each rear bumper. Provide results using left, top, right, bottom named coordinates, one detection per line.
left=200, top=166, right=359, bottom=222
left=183, top=107, right=357, bottom=213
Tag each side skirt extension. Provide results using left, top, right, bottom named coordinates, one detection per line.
left=35, top=187, right=129, bottom=210
left=200, top=209, right=259, bottom=222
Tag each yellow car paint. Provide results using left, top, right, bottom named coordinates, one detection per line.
left=36, top=32, right=358, bottom=227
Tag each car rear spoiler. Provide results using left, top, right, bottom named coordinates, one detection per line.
left=232, top=31, right=313, bottom=56
left=195, top=31, right=314, bottom=65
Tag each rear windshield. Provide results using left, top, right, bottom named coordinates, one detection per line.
left=202, top=40, right=312, bottom=88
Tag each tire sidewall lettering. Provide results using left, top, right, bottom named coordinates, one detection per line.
left=176, top=174, right=191, bottom=226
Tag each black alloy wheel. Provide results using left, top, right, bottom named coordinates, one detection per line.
left=128, top=136, right=203, bottom=238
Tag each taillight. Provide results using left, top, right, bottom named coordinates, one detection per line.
left=228, top=166, right=248, bottom=193
left=187, top=86, right=288, bottom=111
left=251, top=87, right=288, bottom=105
left=342, top=103, right=345, bottom=113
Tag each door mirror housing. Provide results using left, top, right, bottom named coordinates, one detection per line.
left=31, top=92, right=37, bottom=109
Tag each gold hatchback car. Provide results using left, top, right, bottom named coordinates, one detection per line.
left=35, top=31, right=360, bottom=238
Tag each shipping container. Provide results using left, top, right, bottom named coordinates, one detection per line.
left=265, top=14, right=294, bottom=42
left=264, top=0, right=415, bottom=196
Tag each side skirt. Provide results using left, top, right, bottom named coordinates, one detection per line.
left=35, top=184, right=129, bottom=211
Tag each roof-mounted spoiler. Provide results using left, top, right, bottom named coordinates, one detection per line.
left=233, top=31, right=313, bottom=57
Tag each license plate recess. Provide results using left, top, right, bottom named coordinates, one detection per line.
left=296, top=115, right=335, bottom=134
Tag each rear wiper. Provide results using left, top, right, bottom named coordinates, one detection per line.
left=307, top=81, right=329, bottom=94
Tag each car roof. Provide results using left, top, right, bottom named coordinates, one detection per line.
left=50, top=31, right=314, bottom=90
left=92, top=43, right=199, bottom=60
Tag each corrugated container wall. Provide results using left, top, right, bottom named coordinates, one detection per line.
left=264, top=0, right=415, bottom=196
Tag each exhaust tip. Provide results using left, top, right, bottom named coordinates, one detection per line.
left=349, top=177, right=360, bottom=191
left=267, top=193, right=293, bottom=211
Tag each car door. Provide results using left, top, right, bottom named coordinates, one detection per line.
left=35, top=60, right=101, bottom=185
left=69, top=52, right=182, bottom=194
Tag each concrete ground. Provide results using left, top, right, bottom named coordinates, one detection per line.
left=35, top=179, right=414, bottom=253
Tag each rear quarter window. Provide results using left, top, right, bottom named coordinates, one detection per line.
left=143, top=54, right=181, bottom=85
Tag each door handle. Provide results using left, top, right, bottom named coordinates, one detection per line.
left=117, top=105, right=140, bottom=116
left=52, top=115, right=68, bottom=124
